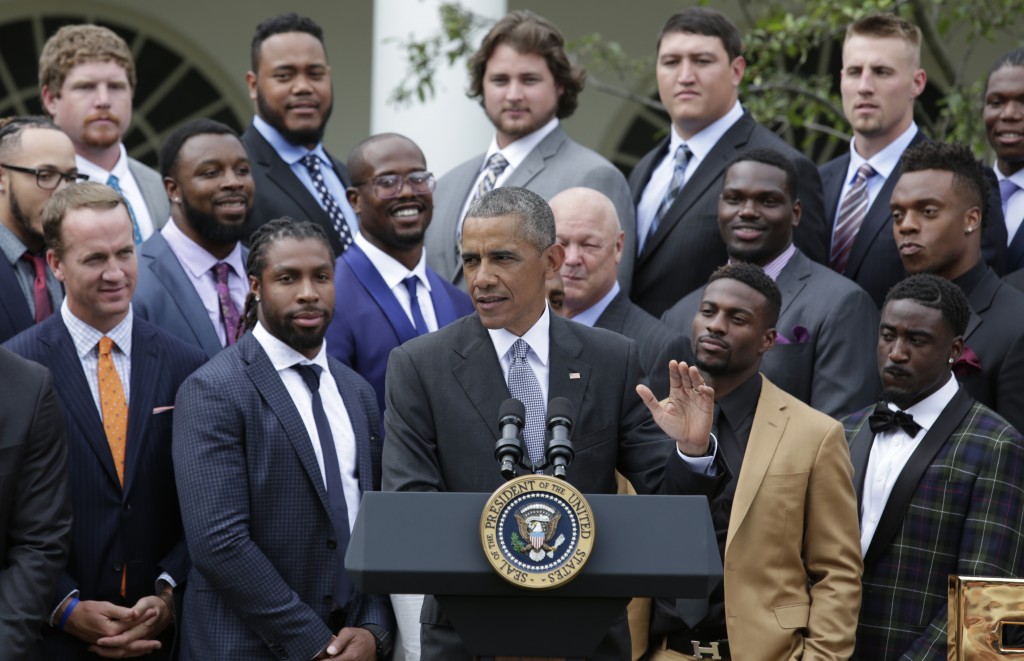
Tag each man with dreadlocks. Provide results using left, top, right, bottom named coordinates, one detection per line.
left=172, top=217, right=394, bottom=660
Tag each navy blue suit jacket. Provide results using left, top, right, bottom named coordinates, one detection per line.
left=173, top=332, right=393, bottom=659
left=4, top=314, right=206, bottom=659
left=134, top=231, right=247, bottom=359
left=325, top=244, right=474, bottom=414
left=0, top=257, right=35, bottom=344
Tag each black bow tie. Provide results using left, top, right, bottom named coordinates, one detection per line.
left=868, top=402, right=922, bottom=437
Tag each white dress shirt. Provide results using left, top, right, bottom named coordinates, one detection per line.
left=354, top=233, right=439, bottom=332
left=487, top=304, right=552, bottom=406
left=860, top=374, right=958, bottom=556
left=61, top=300, right=133, bottom=412
left=76, top=144, right=156, bottom=240
left=252, top=323, right=361, bottom=531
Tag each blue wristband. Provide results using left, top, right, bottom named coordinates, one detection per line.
left=58, top=597, right=79, bottom=631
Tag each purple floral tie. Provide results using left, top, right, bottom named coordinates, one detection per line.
left=213, top=262, right=240, bottom=346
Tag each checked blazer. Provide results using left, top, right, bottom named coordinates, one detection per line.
left=172, top=332, right=393, bottom=660
left=844, top=388, right=1024, bottom=660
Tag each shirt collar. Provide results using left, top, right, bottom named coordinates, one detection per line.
left=76, top=143, right=129, bottom=182
left=60, top=298, right=134, bottom=359
left=0, top=223, right=30, bottom=264
left=353, top=233, right=431, bottom=292
left=993, top=162, right=1024, bottom=187
left=760, top=244, right=797, bottom=281
left=253, top=115, right=330, bottom=167
left=848, top=122, right=918, bottom=181
left=161, top=219, right=245, bottom=280
left=252, top=320, right=330, bottom=372
left=482, top=117, right=560, bottom=171
left=888, top=373, right=958, bottom=433
left=717, top=371, right=762, bottom=430
left=570, top=281, right=620, bottom=327
left=488, top=303, right=551, bottom=368
left=670, top=101, right=745, bottom=161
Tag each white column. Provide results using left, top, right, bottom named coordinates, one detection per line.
left=370, top=0, right=506, bottom=177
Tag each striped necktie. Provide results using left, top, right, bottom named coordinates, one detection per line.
left=831, top=163, right=875, bottom=273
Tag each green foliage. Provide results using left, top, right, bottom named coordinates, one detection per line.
left=511, top=531, right=526, bottom=553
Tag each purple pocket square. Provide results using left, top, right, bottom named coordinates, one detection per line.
left=776, top=325, right=810, bottom=345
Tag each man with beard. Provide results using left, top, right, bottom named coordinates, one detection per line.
left=39, top=24, right=169, bottom=243
left=134, top=119, right=254, bottom=358
left=843, top=273, right=1024, bottom=660
left=646, top=262, right=861, bottom=660
left=242, top=13, right=358, bottom=258
left=173, top=218, right=394, bottom=660
left=325, top=133, right=472, bottom=416
left=662, top=148, right=879, bottom=418
left=4, top=182, right=205, bottom=660
left=0, top=116, right=80, bottom=342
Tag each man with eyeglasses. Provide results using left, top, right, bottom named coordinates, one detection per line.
left=0, top=115, right=82, bottom=342
left=326, top=133, right=473, bottom=418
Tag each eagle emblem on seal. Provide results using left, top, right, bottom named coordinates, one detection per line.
left=514, top=506, right=566, bottom=561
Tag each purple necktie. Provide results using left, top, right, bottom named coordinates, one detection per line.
left=1000, top=178, right=1019, bottom=217
left=213, top=262, right=240, bottom=346
left=20, top=252, right=52, bottom=323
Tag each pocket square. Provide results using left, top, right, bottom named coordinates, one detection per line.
left=953, top=346, right=982, bottom=378
left=152, top=405, right=175, bottom=414
left=775, top=325, right=810, bottom=345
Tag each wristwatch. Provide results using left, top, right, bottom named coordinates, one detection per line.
left=361, top=624, right=392, bottom=659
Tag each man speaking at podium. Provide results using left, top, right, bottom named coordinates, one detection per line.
left=383, top=186, right=725, bottom=659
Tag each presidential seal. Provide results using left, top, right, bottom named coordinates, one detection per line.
left=480, top=474, right=595, bottom=589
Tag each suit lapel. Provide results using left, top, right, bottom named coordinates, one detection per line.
left=848, top=417, right=874, bottom=506
left=726, top=376, right=786, bottom=555
left=343, top=246, right=418, bottom=343
left=862, top=387, right=974, bottom=568
left=426, top=269, right=459, bottom=326
left=774, top=250, right=810, bottom=319
left=246, top=127, right=333, bottom=229
left=547, top=316, right=590, bottom=430
left=505, top=127, right=566, bottom=189
left=451, top=317, right=511, bottom=441
left=124, top=321, right=159, bottom=496
left=821, top=155, right=849, bottom=226
left=127, top=158, right=165, bottom=226
left=0, top=260, right=33, bottom=331
left=593, top=292, right=628, bottom=334
left=328, top=361, right=373, bottom=494
left=240, top=334, right=333, bottom=515
left=964, top=267, right=999, bottom=343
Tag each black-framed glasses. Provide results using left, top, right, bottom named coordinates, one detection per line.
left=353, top=171, right=435, bottom=200
left=1, top=164, right=89, bottom=190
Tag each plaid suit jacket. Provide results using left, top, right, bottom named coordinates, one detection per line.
left=173, top=332, right=393, bottom=659
left=844, top=387, right=1024, bottom=660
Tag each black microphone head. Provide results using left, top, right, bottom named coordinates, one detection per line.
left=499, top=397, right=526, bottom=428
left=546, top=397, right=573, bottom=429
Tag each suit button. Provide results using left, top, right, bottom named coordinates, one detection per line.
left=326, top=539, right=337, bottom=549
left=123, top=502, right=131, bottom=512
left=113, top=561, right=123, bottom=572
left=323, top=595, right=333, bottom=604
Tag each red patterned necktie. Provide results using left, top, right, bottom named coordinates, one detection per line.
left=20, top=251, right=52, bottom=322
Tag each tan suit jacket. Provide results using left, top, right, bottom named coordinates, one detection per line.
left=722, top=376, right=862, bottom=660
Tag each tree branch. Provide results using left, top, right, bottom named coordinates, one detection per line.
left=587, top=76, right=666, bottom=113
left=746, top=82, right=845, bottom=119
left=909, top=0, right=957, bottom=84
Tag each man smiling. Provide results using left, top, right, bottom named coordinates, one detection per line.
left=134, top=119, right=254, bottom=357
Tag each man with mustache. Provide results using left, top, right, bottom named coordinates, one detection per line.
left=647, top=262, right=862, bottom=661
left=842, top=273, right=1024, bottom=660
left=173, top=218, right=394, bottom=660
left=0, top=116, right=79, bottom=343
left=242, top=13, right=358, bottom=258
left=39, top=24, right=169, bottom=244
left=662, top=148, right=879, bottom=418
left=891, top=141, right=1024, bottom=433
left=549, top=186, right=691, bottom=400
left=426, top=11, right=636, bottom=294
left=134, top=119, right=254, bottom=358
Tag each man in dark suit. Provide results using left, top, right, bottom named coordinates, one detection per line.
left=663, top=148, right=879, bottom=418
left=134, top=119, right=253, bottom=358
left=0, top=116, right=78, bottom=343
left=40, top=25, right=169, bottom=241
left=0, top=348, right=71, bottom=660
left=629, top=7, right=827, bottom=318
left=985, top=49, right=1024, bottom=272
left=426, top=10, right=636, bottom=293
left=325, top=133, right=473, bottom=415
left=4, top=182, right=205, bottom=659
left=892, top=141, right=1024, bottom=433
left=242, top=13, right=358, bottom=257
left=549, top=186, right=691, bottom=399
left=385, top=186, right=741, bottom=659
left=843, top=274, right=1024, bottom=659
left=173, top=218, right=393, bottom=660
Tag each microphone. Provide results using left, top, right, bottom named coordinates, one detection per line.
left=546, top=397, right=575, bottom=479
left=495, top=398, right=526, bottom=480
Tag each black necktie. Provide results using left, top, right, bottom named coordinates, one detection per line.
left=292, top=364, right=354, bottom=607
left=868, top=402, right=922, bottom=437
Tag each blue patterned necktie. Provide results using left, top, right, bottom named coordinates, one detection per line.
left=292, top=364, right=354, bottom=607
left=403, top=275, right=428, bottom=335
left=643, top=145, right=692, bottom=254
left=106, top=174, right=142, bottom=244
left=507, top=339, right=546, bottom=464
left=301, top=153, right=354, bottom=252
left=1000, top=178, right=1019, bottom=217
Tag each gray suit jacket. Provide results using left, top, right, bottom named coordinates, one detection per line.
left=128, top=157, right=170, bottom=232
left=628, top=113, right=828, bottom=318
left=133, top=231, right=246, bottom=359
left=592, top=290, right=693, bottom=400
left=662, top=249, right=880, bottom=418
left=426, top=126, right=636, bottom=293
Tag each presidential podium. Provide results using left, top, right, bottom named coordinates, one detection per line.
left=347, top=491, right=722, bottom=659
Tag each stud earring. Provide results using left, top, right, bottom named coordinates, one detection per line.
left=948, top=357, right=955, bottom=364
left=255, top=295, right=261, bottom=302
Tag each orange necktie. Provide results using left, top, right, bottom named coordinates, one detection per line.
left=98, top=336, right=128, bottom=597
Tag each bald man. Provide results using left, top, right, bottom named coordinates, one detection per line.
left=551, top=187, right=691, bottom=398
